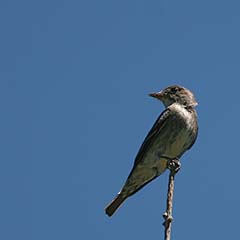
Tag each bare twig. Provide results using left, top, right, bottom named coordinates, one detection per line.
left=163, top=158, right=181, bottom=240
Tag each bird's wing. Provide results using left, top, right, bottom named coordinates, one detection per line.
left=186, top=109, right=198, bottom=150
left=133, top=108, right=173, bottom=167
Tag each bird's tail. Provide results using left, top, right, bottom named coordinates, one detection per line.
left=105, top=194, right=127, bottom=217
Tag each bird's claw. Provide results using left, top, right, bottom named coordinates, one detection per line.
left=167, top=158, right=181, bottom=173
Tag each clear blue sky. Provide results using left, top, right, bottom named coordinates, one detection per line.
left=1, top=0, right=240, bottom=239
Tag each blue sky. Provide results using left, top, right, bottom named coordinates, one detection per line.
left=1, top=0, right=240, bottom=239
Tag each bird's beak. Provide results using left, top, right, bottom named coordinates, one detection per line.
left=149, top=91, right=164, bottom=100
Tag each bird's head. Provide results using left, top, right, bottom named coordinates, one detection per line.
left=149, top=85, right=198, bottom=108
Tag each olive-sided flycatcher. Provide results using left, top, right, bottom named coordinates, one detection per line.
left=105, top=85, right=198, bottom=217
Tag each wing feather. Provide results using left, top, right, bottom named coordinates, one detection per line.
left=133, top=108, right=172, bottom=167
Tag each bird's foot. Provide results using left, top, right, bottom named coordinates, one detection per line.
left=167, top=158, right=181, bottom=173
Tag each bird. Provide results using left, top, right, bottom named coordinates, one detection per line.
left=105, top=85, right=198, bottom=217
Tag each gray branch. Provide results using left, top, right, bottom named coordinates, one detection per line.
left=163, top=159, right=180, bottom=240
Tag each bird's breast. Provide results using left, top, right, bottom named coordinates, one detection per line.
left=142, top=106, right=196, bottom=174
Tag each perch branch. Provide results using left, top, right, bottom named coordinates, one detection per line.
left=162, top=158, right=181, bottom=240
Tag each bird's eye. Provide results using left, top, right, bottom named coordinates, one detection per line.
left=170, top=87, right=177, bottom=93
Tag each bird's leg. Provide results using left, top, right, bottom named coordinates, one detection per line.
left=167, top=158, right=181, bottom=174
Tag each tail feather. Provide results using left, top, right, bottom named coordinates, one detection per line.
left=105, top=194, right=126, bottom=217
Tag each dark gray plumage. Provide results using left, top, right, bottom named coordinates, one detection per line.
left=105, top=85, right=198, bottom=217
